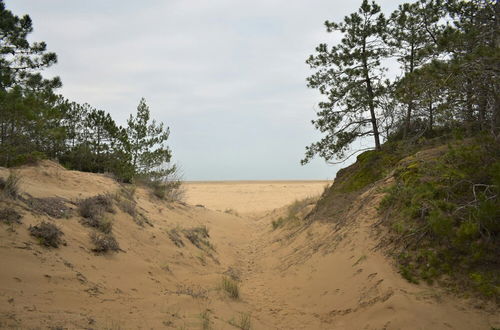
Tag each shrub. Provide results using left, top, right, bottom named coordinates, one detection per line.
left=78, top=194, right=114, bottom=232
left=151, top=180, right=185, bottom=202
left=221, top=276, right=239, bottom=299
left=29, top=222, right=64, bottom=248
left=89, top=231, right=120, bottom=253
left=0, top=207, right=22, bottom=224
left=0, top=172, right=21, bottom=199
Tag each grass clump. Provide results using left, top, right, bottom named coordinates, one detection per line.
left=78, top=194, right=114, bottom=233
left=29, top=221, right=64, bottom=248
left=0, top=172, right=21, bottom=199
left=228, top=313, right=251, bottom=330
left=183, top=226, right=212, bottom=250
left=221, top=276, right=239, bottom=299
left=200, top=310, right=211, bottom=330
left=379, top=137, right=500, bottom=299
left=89, top=231, right=120, bottom=253
left=167, top=228, right=185, bottom=247
left=0, top=207, right=22, bottom=224
left=272, top=197, right=316, bottom=230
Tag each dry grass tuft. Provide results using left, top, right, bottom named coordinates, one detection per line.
left=0, top=172, right=21, bottom=199
left=229, top=313, right=251, bottom=330
left=221, top=276, right=239, bottom=299
left=29, top=221, right=64, bottom=248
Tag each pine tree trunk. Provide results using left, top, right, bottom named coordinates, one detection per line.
left=361, top=49, right=381, bottom=150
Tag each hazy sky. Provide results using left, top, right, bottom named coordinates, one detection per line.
left=7, top=0, right=403, bottom=180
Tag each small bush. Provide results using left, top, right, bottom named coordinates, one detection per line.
left=89, top=231, right=120, bottom=253
left=0, top=172, right=21, bottom=199
left=221, top=276, right=239, bottom=299
left=29, top=221, right=64, bottom=248
left=78, top=194, right=114, bottom=232
left=0, top=207, right=22, bottom=224
left=78, top=194, right=114, bottom=218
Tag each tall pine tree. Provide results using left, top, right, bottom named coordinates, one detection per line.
left=303, top=0, right=387, bottom=164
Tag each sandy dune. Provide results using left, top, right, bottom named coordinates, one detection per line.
left=0, top=162, right=498, bottom=329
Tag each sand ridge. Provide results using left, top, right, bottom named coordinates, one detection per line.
left=0, top=162, right=498, bottom=329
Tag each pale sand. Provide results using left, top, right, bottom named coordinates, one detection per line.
left=0, top=161, right=498, bottom=329
left=184, top=180, right=330, bottom=214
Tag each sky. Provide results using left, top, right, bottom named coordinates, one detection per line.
left=6, top=0, right=403, bottom=180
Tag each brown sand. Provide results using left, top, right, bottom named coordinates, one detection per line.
left=0, top=161, right=498, bottom=329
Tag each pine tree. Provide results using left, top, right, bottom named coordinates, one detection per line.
left=302, top=0, right=387, bottom=164
left=126, top=98, right=172, bottom=178
left=387, top=0, right=443, bottom=136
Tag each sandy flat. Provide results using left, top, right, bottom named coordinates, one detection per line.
left=183, top=180, right=330, bottom=214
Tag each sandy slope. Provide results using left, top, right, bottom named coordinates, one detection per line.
left=0, top=162, right=498, bottom=329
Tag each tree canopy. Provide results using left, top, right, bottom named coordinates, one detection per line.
left=303, top=0, right=500, bottom=164
left=0, top=0, right=176, bottom=185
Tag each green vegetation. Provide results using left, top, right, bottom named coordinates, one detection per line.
left=272, top=197, right=316, bottom=230
left=379, top=137, right=499, bottom=298
left=29, top=221, right=64, bottom=248
left=303, top=0, right=499, bottom=164
left=0, top=1, right=180, bottom=191
left=302, top=0, right=499, bottom=300
left=221, top=276, right=240, bottom=299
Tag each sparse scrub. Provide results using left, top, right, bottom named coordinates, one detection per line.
left=117, top=198, right=136, bottom=217
left=221, top=276, right=239, bottom=299
left=183, top=226, right=212, bottom=250
left=0, top=172, right=21, bottom=199
left=29, top=221, right=64, bottom=248
left=89, top=231, right=120, bottom=253
left=167, top=228, right=185, bottom=247
left=228, top=313, right=251, bottom=330
left=0, top=207, right=22, bottom=224
left=271, top=197, right=317, bottom=230
left=25, top=197, right=70, bottom=218
left=78, top=194, right=115, bottom=232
